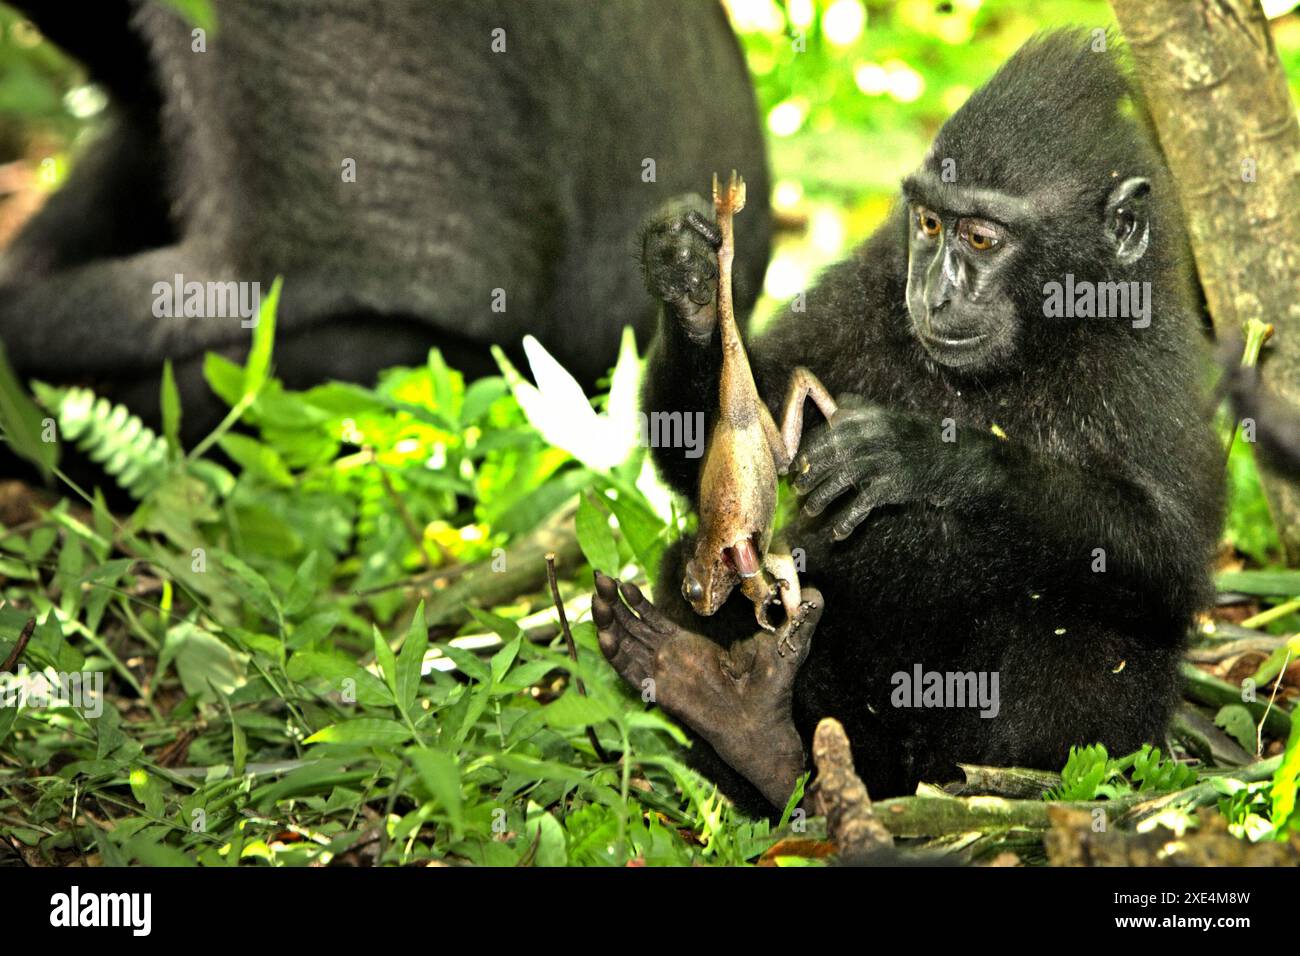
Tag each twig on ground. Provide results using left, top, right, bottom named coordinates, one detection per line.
left=1257, top=647, right=1293, bottom=757
left=0, top=617, right=35, bottom=673
left=545, top=552, right=610, bottom=763
left=424, top=520, right=582, bottom=627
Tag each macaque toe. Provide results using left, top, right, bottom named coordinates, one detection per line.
left=592, top=573, right=654, bottom=686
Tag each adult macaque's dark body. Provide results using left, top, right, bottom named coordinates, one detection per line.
left=0, top=0, right=769, bottom=441
left=594, top=32, right=1224, bottom=813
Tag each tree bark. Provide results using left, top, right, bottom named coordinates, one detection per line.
left=1111, top=0, right=1300, bottom=557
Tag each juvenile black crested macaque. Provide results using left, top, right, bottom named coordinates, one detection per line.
left=0, top=0, right=769, bottom=441
left=592, top=31, right=1224, bottom=813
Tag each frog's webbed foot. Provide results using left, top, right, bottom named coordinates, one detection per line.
left=751, top=550, right=805, bottom=651
left=774, top=593, right=821, bottom=658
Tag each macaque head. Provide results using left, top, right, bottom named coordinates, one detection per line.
left=901, top=170, right=1151, bottom=377
left=900, top=30, right=1160, bottom=378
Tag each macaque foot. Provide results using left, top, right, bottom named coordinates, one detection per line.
left=592, top=572, right=824, bottom=808
left=640, top=195, right=720, bottom=342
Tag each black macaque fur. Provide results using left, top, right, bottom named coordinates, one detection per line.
left=602, top=31, right=1224, bottom=815
left=0, top=0, right=769, bottom=444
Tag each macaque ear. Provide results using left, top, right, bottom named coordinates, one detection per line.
left=1104, top=176, right=1151, bottom=267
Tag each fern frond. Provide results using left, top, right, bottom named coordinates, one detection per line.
left=33, top=383, right=171, bottom=498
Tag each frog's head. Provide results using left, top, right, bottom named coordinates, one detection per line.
left=682, top=534, right=762, bottom=617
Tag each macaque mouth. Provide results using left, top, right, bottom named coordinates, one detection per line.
left=725, top=537, right=762, bottom=579
left=920, top=329, right=986, bottom=350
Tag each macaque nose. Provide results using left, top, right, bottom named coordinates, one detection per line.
left=683, top=575, right=704, bottom=603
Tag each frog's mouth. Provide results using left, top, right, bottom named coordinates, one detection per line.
left=725, top=536, right=762, bottom=579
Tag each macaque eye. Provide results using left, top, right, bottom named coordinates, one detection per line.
left=959, top=219, right=1002, bottom=251
left=916, top=208, right=942, bottom=238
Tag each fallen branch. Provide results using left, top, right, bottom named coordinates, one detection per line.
left=1118, top=755, right=1281, bottom=825
left=809, top=718, right=893, bottom=858
left=865, top=756, right=1285, bottom=840
left=1181, top=661, right=1293, bottom=737
left=945, top=764, right=1061, bottom=799
left=424, top=518, right=582, bottom=627
left=1186, top=634, right=1291, bottom=663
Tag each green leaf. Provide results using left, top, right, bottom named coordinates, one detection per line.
left=454, top=685, right=490, bottom=747
left=219, top=692, right=247, bottom=776
left=251, top=758, right=362, bottom=809
left=543, top=692, right=613, bottom=729
left=461, top=377, right=508, bottom=424
left=283, top=552, right=321, bottom=617
left=204, top=353, right=245, bottom=408
left=427, top=348, right=459, bottom=419
left=218, top=433, right=295, bottom=487
left=396, top=602, right=429, bottom=714
left=434, top=643, right=492, bottom=684
left=161, top=621, right=246, bottom=699
left=1048, top=743, right=1109, bottom=801
left=495, top=467, right=593, bottom=537
left=464, top=606, right=523, bottom=643
left=216, top=551, right=280, bottom=622
left=304, top=718, right=412, bottom=747
left=1271, top=706, right=1300, bottom=829
left=604, top=489, right=667, bottom=581
left=373, top=624, right=399, bottom=699
left=129, top=767, right=166, bottom=818
left=0, top=704, right=17, bottom=747
left=408, top=747, right=462, bottom=832
left=0, top=341, right=57, bottom=481
left=1130, top=745, right=1195, bottom=793
left=160, top=359, right=182, bottom=454
left=524, top=801, right=569, bottom=866
left=1216, top=570, right=1300, bottom=597
left=490, top=634, right=523, bottom=687
left=158, top=0, right=217, bottom=33
left=490, top=752, right=592, bottom=786
left=1215, top=704, right=1257, bottom=752
left=625, top=709, right=686, bottom=744
left=285, top=652, right=394, bottom=707
left=1249, top=636, right=1300, bottom=687
left=576, top=493, right=620, bottom=576
left=242, top=276, right=282, bottom=398
left=126, top=834, right=197, bottom=868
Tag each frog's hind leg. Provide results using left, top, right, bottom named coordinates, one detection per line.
left=770, top=367, right=839, bottom=473
left=764, top=550, right=802, bottom=616
left=772, top=589, right=822, bottom=659
left=760, top=550, right=808, bottom=656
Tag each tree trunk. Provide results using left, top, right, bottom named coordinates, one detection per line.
left=1110, top=0, right=1300, bottom=558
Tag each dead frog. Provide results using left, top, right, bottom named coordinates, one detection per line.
left=682, top=172, right=837, bottom=654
